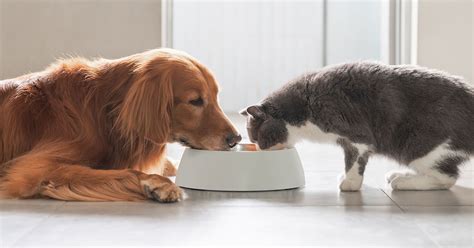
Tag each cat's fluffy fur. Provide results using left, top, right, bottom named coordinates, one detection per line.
left=241, top=61, right=473, bottom=191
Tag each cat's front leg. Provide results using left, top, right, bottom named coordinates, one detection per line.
left=337, top=138, right=371, bottom=191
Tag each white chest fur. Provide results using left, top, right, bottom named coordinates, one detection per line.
left=286, top=122, right=340, bottom=146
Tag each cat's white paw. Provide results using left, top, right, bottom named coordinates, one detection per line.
left=385, top=171, right=407, bottom=183
left=338, top=174, right=362, bottom=192
left=390, top=174, right=455, bottom=191
left=390, top=176, right=411, bottom=190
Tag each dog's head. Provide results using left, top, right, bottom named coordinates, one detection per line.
left=118, top=48, right=241, bottom=150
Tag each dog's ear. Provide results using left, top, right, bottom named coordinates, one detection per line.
left=117, top=58, right=174, bottom=144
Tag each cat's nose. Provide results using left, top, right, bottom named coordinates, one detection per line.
left=226, top=133, right=242, bottom=148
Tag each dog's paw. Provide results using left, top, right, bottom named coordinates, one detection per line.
left=141, top=176, right=182, bottom=203
left=338, top=174, right=362, bottom=192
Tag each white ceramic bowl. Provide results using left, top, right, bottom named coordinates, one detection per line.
left=176, top=144, right=305, bottom=191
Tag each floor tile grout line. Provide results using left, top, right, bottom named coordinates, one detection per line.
left=380, top=188, right=406, bottom=213
left=377, top=190, right=444, bottom=248
left=9, top=201, right=67, bottom=247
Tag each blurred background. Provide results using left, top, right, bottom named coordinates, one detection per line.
left=0, top=0, right=472, bottom=112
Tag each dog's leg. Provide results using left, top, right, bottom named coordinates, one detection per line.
left=337, top=139, right=371, bottom=192
left=0, top=150, right=182, bottom=202
left=42, top=165, right=182, bottom=202
left=162, top=157, right=177, bottom=177
left=141, top=155, right=177, bottom=177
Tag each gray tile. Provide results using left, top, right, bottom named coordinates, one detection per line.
left=0, top=200, right=64, bottom=247
left=12, top=205, right=436, bottom=247
left=180, top=171, right=395, bottom=207
left=403, top=207, right=474, bottom=248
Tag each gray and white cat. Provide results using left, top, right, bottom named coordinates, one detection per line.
left=240, top=62, right=474, bottom=191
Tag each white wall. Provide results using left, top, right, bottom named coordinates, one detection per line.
left=416, top=0, right=473, bottom=84
left=0, top=0, right=162, bottom=79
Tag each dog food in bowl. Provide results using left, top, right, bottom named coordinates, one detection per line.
left=231, top=143, right=258, bottom=152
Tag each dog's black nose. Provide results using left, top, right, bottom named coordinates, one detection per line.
left=226, top=133, right=242, bottom=148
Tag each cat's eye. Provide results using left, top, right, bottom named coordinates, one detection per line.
left=189, top=97, right=204, bottom=106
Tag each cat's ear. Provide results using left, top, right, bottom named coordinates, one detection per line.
left=239, top=108, right=248, bottom=116
left=245, top=105, right=266, bottom=119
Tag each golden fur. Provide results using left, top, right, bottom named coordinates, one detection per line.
left=0, top=48, right=238, bottom=202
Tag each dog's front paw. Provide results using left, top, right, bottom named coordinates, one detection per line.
left=338, top=174, right=362, bottom=192
left=141, top=176, right=182, bottom=203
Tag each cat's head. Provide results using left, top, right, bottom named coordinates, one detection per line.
left=240, top=105, right=289, bottom=150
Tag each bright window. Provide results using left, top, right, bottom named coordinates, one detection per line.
left=171, top=0, right=390, bottom=112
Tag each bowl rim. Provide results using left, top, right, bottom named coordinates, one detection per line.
left=185, top=144, right=296, bottom=153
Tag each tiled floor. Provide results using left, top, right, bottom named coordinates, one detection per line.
left=1, top=114, right=473, bottom=247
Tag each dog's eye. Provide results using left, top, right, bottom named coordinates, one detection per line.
left=189, top=97, right=204, bottom=106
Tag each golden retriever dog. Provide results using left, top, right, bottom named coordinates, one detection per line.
left=0, top=48, right=241, bottom=203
